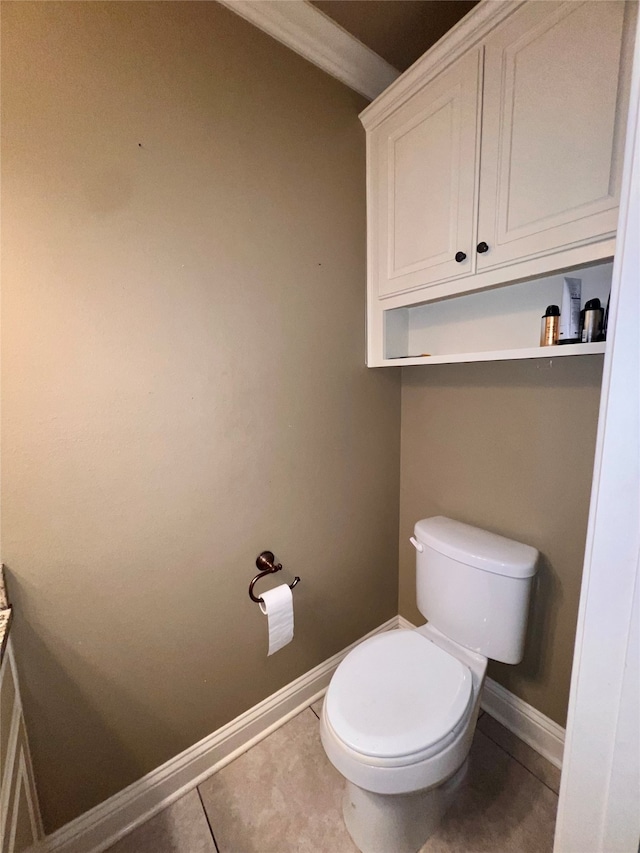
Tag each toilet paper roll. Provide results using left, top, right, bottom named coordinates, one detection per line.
left=259, top=584, right=294, bottom=656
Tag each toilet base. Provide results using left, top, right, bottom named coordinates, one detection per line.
left=341, top=759, right=468, bottom=853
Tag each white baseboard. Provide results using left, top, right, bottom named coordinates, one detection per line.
left=37, top=616, right=401, bottom=853
left=398, top=616, right=565, bottom=769
left=480, top=676, right=565, bottom=769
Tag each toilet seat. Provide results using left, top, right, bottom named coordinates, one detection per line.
left=325, top=630, right=472, bottom=763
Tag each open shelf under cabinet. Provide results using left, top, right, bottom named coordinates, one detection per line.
left=378, top=260, right=612, bottom=367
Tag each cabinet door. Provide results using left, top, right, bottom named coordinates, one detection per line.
left=370, top=49, right=481, bottom=298
left=477, top=1, right=629, bottom=272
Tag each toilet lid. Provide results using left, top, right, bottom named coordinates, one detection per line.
left=325, top=630, right=472, bottom=760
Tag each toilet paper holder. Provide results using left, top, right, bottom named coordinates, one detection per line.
left=249, top=551, right=300, bottom=604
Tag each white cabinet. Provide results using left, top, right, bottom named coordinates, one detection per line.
left=371, top=49, right=480, bottom=297
left=477, top=1, right=628, bottom=272
left=361, top=0, right=635, bottom=366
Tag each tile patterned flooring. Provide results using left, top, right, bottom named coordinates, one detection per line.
left=105, top=702, right=559, bottom=853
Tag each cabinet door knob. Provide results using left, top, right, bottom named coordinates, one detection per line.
left=476, top=241, right=489, bottom=254
left=454, top=251, right=467, bottom=263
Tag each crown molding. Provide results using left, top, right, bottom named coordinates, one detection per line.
left=217, top=0, right=400, bottom=101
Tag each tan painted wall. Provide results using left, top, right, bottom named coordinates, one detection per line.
left=399, top=357, right=603, bottom=727
left=0, top=2, right=401, bottom=832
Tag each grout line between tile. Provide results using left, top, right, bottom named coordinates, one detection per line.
left=197, top=787, right=221, bottom=853
left=310, top=704, right=320, bottom=720
left=478, top=727, right=559, bottom=797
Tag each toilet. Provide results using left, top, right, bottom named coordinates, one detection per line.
left=320, top=516, right=538, bottom=853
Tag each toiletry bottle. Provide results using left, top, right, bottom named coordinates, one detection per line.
left=558, top=277, right=581, bottom=343
left=540, top=305, right=560, bottom=346
left=582, top=298, right=603, bottom=343
left=601, top=295, right=610, bottom=341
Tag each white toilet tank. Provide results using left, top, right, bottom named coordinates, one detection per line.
left=413, top=517, right=538, bottom=665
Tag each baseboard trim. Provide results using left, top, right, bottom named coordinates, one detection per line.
left=38, top=616, right=401, bottom=853
left=398, top=615, right=565, bottom=769
left=480, top=676, right=565, bottom=769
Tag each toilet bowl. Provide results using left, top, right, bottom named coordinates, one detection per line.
left=320, top=624, right=487, bottom=853
left=320, top=517, right=538, bottom=853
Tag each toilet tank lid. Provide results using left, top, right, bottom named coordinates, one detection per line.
left=414, top=517, right=538, bottom=579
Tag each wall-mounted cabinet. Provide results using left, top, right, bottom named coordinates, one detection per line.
left=362, top=0, right=635, bottom=366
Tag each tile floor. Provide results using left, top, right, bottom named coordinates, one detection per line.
left=104, top=702, right=559, bottom=853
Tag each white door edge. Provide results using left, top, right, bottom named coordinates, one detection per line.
left=553, top=9, right=640, bottom=852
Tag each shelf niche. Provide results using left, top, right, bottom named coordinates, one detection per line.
left=383, top=260, right=612, bottom=365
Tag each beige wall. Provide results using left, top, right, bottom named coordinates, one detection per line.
left=0, top=2, right=401, bottom=832
left=399, top=357, right=603, bottom=727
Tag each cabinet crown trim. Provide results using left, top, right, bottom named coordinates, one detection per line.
left=360, top=0, right=524, bottom=129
